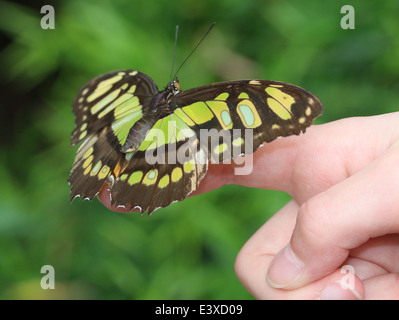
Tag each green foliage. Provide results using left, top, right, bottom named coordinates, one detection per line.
left=0, top=0, right=398, bottom=299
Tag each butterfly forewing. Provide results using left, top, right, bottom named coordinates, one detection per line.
left=69, top=70, right=158, bottom=203
left=71, top=70, right=158, bottom=146
left=170, top=80, right=323, bottom=162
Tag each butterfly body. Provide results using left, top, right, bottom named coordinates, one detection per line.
left=121, top=80, right=179, bottom=153
left=69, top=69, right=323, bottom=214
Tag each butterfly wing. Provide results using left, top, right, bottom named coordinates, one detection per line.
left=71, top=69, right=158, bottom=146
left=68, top=70, right=158, bottom=201
left=170, top=79, right=323, bottom=162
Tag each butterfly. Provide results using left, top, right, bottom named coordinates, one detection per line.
left=68, top=68, right=323, bottom=214
left=68, top=24, right=322, bottom=214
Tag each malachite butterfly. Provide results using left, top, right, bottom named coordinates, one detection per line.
left=68, top=28, right=323, bottom=215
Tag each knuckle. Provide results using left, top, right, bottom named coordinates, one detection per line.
left=296, top=193, right=334, bottom=247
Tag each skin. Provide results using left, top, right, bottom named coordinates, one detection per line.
left=99, top=112, right=399, bottom=299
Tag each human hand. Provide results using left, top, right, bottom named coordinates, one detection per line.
left=99, top=112, right=399, bottom=299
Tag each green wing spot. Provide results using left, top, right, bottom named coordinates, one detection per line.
left=98, top=93, right=136, bottom=119
left=91, top=161, right=102, bottom=175
left=238, top=92, right=249, bottom=99
left=238, top=105, right=255, bottom=126
left=168, top=114, right=195, bottom=143
left=174, top=108, right=195, bottom=126
left=86, top=75, right=123, bottom=103
left=214, top=92, right=229, bottom=100
left=182, top=102, right=214, bottom=125
left=112, top=110, right=142, bottom=145
left=265, top=87, right=295, bottom=117
left=114, top=96, right=140, bottom=119
left=158, top=174, right=170, bottom=189
left=171, top=167, right=183, bottom=182
left=236, top=100, right=262, bottom=128
left=90, top=89, right=120, bottom=114
left=267, top=98, right=292, bottom=120
left=206, top=100, right=232, bottom=129
left=120, top=173, right=129, bottom=181
left=143, top=169, right=158, bottom=186
left=128, top=171, right=143, bottom=185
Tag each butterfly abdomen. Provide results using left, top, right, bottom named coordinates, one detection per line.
left=120, top=89, right=176, bottom=154
left=121, top=118, right=158, bottom=153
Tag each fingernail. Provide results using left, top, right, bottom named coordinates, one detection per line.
left=319, top=282, right=363, bottom=300
left=267, top=244, right=304, bottom=288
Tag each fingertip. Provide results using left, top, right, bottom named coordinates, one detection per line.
left=318, top=270, right=365, bottom=300
left=266, top=244, right=304, bottom=289
left=189, top=163, right=234, bottom=197
left=98, top=183, right=131, bottom=213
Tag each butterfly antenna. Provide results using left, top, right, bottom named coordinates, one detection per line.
left=170, top=25, right=179, bottom=82
left=172, top=22, right=216, bottom=80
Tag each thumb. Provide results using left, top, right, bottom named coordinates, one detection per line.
left=266, top=145, right=399, bottom=292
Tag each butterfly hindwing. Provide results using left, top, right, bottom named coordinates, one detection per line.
left=68, top=125, right=124, bottom=201
left=108, top=112, right=208, bottom=214
left=109, top=138, right=208, bottom=214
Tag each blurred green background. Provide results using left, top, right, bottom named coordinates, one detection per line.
left=0, top=0, right=398, bottom=299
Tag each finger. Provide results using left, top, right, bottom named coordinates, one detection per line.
left=344, top=257, right=388, bottom=281
left=363, top=274, right=399, bottom=299
left=267, top=142, right=399, bottom=290
left=196, top=114, right=399, bottom=201
left=235, top=200, right=364, bottom=299
left=97, top=183, right=138, bottom=213
left=193, top=124, right=328, bottom=197
left=98, top=132, right=305, bottom=212
left=349, top=234, right=399, bottom=275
